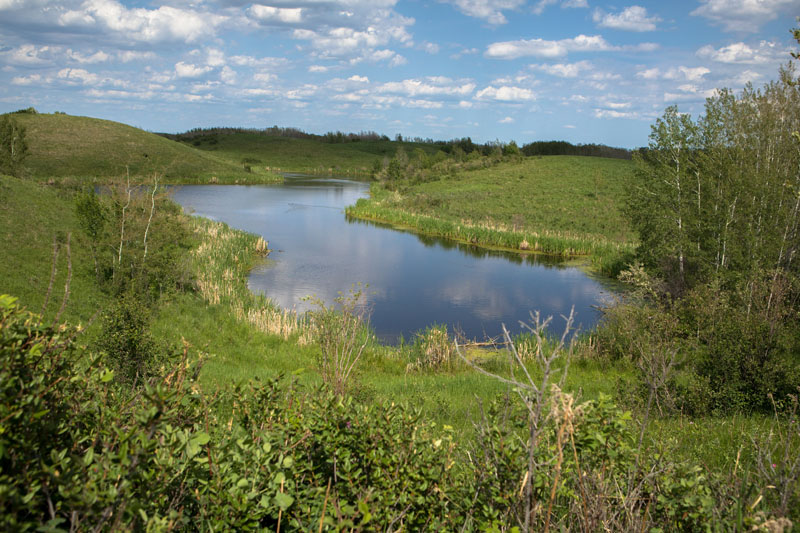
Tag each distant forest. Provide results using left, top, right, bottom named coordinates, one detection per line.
left=159, top=126, right=632, bottom=160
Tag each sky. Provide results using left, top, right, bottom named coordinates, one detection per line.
left=0, top=1, right=798, bottom=148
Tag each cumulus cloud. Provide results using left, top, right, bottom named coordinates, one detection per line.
left=530, top=60, right=592, bottom=77
left=3, top=44, right=56, bottom=66
left=175, top=61, right=213, bottom=78
left=248, top=5, right=303, bottom=24
left=486, top=34, right=657, bottom=59
left=442, top=0, right=526, bottom=25
left=696, top=40, right=785, bottom=64
left=691, top=0, right=798, bottom=33
left=61, top=0, right=225, bottom=44
left=11, top=73, right=43, bottom=85
left=635, top=66, right=710, bottom=81
left=66, top=49, right=110, bottom=64
left=475, top=85, right=536, bottom=101
left=118, top=50, right=156, bottom=62
left=377, top=77, right=476, bottom=97
left=57, top=67, right=99, bottom=85
left=499, top=116, right=514, bottom=123
left=593, top=6, right=660, bottom=32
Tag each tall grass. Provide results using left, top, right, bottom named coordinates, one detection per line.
left=190, top=217, right=310, bottom=341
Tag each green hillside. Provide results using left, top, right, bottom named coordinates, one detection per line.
left=0, top=175, right=109, bottom=325
left=347, top=154, right=637, bottom=273
left=6, top=112, right=279, bottom=183
left=172, top=130, right=442, bottom=175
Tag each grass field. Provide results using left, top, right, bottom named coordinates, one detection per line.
left=7, top=112, right=281, bottom=184
left=347, top=155, right=637, bottom=274
left=1, top=170, right=795, bottom=513
left=0, top=175, right=109, bottom=326
left=174, top=130, right=442, bottom=175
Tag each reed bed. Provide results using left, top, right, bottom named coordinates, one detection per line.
left=190, top=217, right=309, bottom=340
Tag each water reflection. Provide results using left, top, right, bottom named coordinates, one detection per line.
left=172, top=176, right=615, bottom=344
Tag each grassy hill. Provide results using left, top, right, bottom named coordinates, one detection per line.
left=347, top=155, right=637, bottom=273
left=6, top=112, right=279, bottom=183
left=0, top=175, right=109, bottom=325
left=170, top=130, right=443, bottom=175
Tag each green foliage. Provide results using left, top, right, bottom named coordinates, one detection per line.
left=73, top=180, right=195, bottom=300
left=94, top=294, right=162, bottom=386
left=1, top=295, right=796, bottom=529
left=0, top=115, right=28, bottom=177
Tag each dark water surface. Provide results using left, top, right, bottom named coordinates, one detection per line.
left=172, top=175, right=615, bottom=343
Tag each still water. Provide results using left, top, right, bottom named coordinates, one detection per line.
left=172, top=175, right=614, bottom=343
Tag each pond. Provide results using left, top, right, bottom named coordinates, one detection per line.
left=172, top=175, right=615, bottom=344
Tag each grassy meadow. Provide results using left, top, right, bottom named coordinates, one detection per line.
left=348, top=155, right=637, bottom=274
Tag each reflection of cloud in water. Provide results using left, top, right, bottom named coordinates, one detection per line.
left=173, top=179, right=616, bottom=342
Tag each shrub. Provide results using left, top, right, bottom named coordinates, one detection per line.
left=94, top=293, right=162, bottom=386
left=407, top=323, right=455, bottom=371
left=307, top=287, right=371, bottom=396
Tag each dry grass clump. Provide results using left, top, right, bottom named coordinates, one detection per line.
left=191, top=218, right=306, bottom=340
left=407, top=324, right=456, bottom=372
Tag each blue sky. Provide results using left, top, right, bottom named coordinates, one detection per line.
left=0, top=0, right=798, bottom=148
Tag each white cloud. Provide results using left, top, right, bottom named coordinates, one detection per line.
left=458, top=100, right=473, bottom=108
left=664, top=85, right=718, bottom=102
left=442, top=0, right=526, bottom=25
left=593, top=6, right=660, bottom=32
left=422, top=42, right=440, bottom=54
left=59, top=0, right=224, bottom=44
left=594, top=108, right=641, bottom=119
left=533, top=0, right=588, bottom=15
left=175, top=61, right=213, bottom=78
left=691, top=0, right=798, bottom=33
left=248, top=5, right=303, bottom=24
left=636, top=67, right=660, bottom=80
left=696, top=40, right=785, bottom=64
left=286, top=84, right=318, bottom=100
left=206, top=49, right=226, bottom=68
left=499, top=116, right=514, bottom=123
left=3, top=44, right=55, bottom=66
left=636, top=66, right=711, bottom=81
left=308, top=65, right=329, bottom=73
left=349, top=75, right=370, bottom=83
left=230, top=55, right=288, bottom=68
left=220, top=66, right=237, bottom=84
left=475, top=85, right=536, bottom=101
left=118, top=50, right=156, bottom=62
left=486, top=34, right=657, bottom=59
left=66, top=49, right=110, bottom=64
left=294, top=21, right=413, bottom=62
left=11, top=73, right=42, bottom=85
left=57, top=67, right=99, bottom=85
left=378, top=77, right=476, bottom=97
left=253, top=72, right=276, bottom=83
left=530, top=60, right=592, bottom=77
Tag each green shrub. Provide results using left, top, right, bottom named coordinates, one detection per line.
left=94, top=294, right=162, bottom=386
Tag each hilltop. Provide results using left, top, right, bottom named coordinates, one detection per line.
left=4, top=110, right=277, bottom=183
left=164, top=128, right=443, bottom=176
